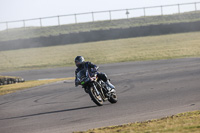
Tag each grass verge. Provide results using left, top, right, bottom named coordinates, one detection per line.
left=74, top=111, right=200, bottom=133
left=0, top=31, right=200, bottom=72
left=0, top=77, right=74, bottom=95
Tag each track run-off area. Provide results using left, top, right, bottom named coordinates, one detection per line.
left=0, top=58, right=200, bottom=133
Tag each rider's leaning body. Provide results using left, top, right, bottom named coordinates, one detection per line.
left=74, top=56, right=115, bottom=92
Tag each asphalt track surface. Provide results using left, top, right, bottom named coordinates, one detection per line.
left=0, top=58, right=200, bottom=133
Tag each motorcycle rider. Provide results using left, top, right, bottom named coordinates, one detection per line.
left=74, top=56, right=115, bottom=93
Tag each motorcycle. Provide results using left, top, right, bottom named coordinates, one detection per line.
left=76, top=67, right=117, bottom=106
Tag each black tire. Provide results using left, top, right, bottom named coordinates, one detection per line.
left=88, top=85, right=103, bottom=106
left=108, top=92, right=118, bottom=104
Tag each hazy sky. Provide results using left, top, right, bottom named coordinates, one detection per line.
left=0, top=0, right=199, bottom=22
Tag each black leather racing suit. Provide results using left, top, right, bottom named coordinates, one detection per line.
left=75, top=62, right=108, bottom=86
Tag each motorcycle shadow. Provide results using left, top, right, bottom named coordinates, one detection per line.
left=0, top=105, right=97, bottom=120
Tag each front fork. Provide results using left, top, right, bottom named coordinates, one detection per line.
left=94, top=82, right=107, bottom=101
left=93, top=83, right=100, bottom=96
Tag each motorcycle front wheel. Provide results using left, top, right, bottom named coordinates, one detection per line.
left=88, top=85, right=103, bottom=106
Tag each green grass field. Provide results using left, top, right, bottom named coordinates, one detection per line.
left=0, top=11, right=200, bottom=41
left=0, top=31, right=200, bottom=72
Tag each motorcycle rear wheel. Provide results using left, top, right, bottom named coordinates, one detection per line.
left=108, top=92, right=118, bottom=104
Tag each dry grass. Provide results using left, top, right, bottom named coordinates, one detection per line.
left=0, top=31, right=200, bottom=72
left=0, top=77, right=74, bottom=95
left=75, top=111, right=200, bottom=133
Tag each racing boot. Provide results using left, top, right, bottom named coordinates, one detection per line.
left=105, top=80, right=116, bottom=93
